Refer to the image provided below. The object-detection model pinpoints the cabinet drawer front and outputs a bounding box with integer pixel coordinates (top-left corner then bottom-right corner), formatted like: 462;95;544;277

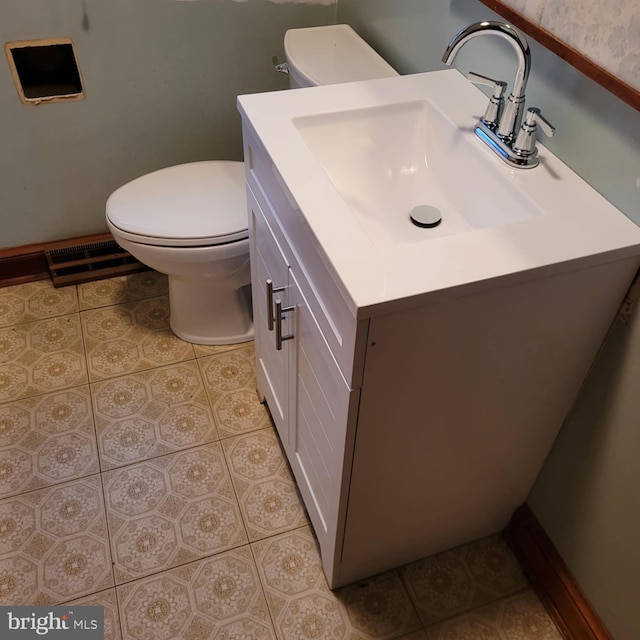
244;127;367;388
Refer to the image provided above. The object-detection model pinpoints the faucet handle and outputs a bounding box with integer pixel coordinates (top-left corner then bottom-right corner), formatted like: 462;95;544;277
513;107;555;154
467;71;507;94
467;71;507;130
512;107;555;166
526;107;555;138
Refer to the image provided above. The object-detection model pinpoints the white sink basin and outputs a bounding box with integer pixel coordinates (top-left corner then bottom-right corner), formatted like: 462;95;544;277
294;99;540;246
238;70;640;314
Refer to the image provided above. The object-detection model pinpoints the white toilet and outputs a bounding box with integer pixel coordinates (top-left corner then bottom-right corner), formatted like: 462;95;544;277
284;24;398;88
106;24;397;345
106;161;252;345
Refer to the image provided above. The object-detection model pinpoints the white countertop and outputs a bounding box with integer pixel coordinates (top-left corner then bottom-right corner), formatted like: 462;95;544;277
238;70;640;318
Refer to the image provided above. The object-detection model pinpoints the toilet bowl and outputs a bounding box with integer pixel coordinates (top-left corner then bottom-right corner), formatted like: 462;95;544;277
107;25;397;346
106;161;253;345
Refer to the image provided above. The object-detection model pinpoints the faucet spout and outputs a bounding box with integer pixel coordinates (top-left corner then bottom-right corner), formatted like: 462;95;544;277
442;21;530;142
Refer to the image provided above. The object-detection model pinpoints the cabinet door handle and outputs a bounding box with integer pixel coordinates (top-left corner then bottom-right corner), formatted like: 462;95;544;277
266;279;285;331
274;299;294;350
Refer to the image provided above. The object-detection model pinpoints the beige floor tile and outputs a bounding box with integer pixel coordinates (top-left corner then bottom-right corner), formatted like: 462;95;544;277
116;545;276;639
0;475;114;605
91;361;219;470
199;345;272;438
0;280;78;327
223;429;309;541
398;631;428;639
81;296;195;382
193;341;253;358
198;343;256;391
103;443;247;584
0;315;88;403
335;573;422;639
423;589;562;640
64;588;122;640
400;534;529;627
252;526;422;639
77;272;168;310
0;386;98;498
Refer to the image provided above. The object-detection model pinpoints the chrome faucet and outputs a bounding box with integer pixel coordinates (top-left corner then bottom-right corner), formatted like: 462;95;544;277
442;21;554;168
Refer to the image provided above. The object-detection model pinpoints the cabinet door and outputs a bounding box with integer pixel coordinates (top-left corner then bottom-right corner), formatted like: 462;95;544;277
247;188;292;447
288;268;359;584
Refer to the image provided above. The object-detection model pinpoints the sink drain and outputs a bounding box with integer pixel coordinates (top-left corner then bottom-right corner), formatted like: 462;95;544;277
410;205;442;228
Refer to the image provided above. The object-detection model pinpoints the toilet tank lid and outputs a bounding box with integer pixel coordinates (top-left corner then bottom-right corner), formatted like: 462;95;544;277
284;24;398;86
106;161;248;245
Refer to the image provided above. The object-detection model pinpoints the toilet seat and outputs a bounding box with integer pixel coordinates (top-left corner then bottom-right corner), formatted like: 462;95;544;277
106;161;248;248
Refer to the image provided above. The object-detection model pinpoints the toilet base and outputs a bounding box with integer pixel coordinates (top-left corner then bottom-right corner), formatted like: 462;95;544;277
168;278;254;345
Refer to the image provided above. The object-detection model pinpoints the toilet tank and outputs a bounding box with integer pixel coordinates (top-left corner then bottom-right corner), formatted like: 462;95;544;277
284;24;398;88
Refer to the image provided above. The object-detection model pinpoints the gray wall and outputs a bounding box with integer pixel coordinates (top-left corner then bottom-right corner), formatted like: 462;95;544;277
527;308;640;640
336;2;640;638
0;0;336;248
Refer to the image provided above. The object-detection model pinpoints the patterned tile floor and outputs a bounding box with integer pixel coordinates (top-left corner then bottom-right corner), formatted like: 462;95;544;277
0;272;564;639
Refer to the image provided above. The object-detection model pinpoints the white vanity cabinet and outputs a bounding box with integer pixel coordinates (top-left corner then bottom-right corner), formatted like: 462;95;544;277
242;121;640;589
